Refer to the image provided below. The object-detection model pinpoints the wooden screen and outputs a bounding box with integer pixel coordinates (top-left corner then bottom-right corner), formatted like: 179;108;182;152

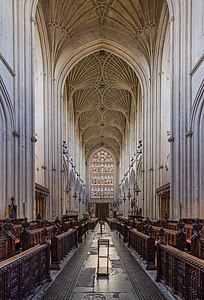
96;203;109;221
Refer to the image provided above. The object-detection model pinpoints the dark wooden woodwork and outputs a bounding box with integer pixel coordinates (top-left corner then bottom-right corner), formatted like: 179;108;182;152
191;218;203;258
106;218;118;230
0;224;8;261
116;221;128;242
96;203;109;221
87;218;98;231
62;215;78;223
155;183;170;220
176;221;187;251
0;242;51;300
128;225;156;269
20;219;53;251
3;219;15;258
51;228;77;270
62;221;71;232
35;183;49;220
156;243;204;300
152;225;177;246
78;221;88;243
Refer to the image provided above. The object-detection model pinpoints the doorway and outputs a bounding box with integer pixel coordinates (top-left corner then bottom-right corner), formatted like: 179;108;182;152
160;195;170;220
96;203;109;221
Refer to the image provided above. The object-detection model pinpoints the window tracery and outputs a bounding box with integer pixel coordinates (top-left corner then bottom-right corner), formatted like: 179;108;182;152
91;150;114;199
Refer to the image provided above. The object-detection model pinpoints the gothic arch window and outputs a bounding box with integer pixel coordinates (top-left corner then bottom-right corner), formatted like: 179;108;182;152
91;150;114;199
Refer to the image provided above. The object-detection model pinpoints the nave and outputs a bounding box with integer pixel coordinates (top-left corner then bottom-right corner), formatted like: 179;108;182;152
0;1;203;299
36;223;171;300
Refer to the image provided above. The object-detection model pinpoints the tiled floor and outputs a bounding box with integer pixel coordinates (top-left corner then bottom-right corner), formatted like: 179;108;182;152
71;224;174;300
34;223;175;300
72;226;136;300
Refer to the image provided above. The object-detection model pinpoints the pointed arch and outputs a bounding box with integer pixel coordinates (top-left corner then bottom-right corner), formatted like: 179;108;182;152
0;77;15;218
190;80;204;216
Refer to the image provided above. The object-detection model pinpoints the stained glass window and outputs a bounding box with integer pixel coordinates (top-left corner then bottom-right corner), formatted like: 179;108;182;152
91;150;114;198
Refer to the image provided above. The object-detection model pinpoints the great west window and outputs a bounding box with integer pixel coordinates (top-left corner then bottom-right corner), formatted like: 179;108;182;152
91;150;114;199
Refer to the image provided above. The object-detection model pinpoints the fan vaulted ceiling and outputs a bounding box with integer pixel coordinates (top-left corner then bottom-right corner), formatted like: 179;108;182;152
39;0;166;62
66;50;138;156
39;0;167;156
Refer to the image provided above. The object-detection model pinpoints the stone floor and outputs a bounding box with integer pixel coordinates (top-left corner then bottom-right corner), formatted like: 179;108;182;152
72;228;136;300
33;223;175;300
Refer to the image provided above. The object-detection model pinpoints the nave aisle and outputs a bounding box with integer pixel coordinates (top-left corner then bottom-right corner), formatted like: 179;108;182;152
37;224;173;300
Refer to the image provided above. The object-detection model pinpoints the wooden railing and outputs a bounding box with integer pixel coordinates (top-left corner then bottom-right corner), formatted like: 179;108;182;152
0;243;50;299
0;221;16;260
156;242;204;299
165;222;193;239
51;228;77;269
87;218;98;231
117;221;128;242
106;218;118;230
128;226;156;269
20;225;53;251
78;221;88;242
152;225;177;246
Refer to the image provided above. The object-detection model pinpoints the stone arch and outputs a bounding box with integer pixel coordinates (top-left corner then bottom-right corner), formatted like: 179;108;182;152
189;80;204;216
57;40;148;105
0;77;15;218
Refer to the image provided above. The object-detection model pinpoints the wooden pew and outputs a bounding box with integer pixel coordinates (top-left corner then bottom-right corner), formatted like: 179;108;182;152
128;225;156;269
77;221;88;242
117;221;128;242
0;242;51;299
20;218;53;251
0;224;8;261
0;220;16;260
87;218;98;231
51;227;78;270
165;221;193;240
0;218;24;225
106;218;118;230
156;242;204;299
152;225;177;246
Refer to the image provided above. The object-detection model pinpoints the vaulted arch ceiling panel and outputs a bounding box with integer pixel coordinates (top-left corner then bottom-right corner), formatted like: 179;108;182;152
65;50;138;155
103;110;126;133
103;54;138;89
82;125;102;142
79;111;101;130
73;88;101;113
103;88;131;113
39;0;97;58
85;136;120;154
103;125;122;142
39;0;166;64
66;53;101;90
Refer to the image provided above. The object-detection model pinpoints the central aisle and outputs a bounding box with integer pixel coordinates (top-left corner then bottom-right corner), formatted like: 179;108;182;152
42;223;171;300
72;223;136;300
